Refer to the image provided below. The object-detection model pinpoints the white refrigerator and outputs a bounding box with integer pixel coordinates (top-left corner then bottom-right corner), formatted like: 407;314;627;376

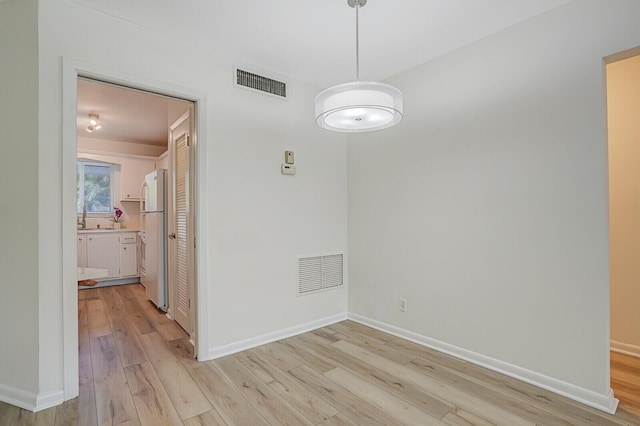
139;169;168;311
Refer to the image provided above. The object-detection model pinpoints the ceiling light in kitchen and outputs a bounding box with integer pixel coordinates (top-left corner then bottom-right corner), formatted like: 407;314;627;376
87;113;102;132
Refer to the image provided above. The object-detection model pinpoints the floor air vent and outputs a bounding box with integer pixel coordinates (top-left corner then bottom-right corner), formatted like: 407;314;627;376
298;254;343;295
235;67;287;98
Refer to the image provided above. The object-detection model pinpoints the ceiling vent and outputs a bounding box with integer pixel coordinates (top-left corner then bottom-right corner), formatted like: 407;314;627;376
297;253;344;295
235;67;287;99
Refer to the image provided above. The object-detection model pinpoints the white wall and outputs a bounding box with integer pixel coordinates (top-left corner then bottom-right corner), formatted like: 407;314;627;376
0;0;40;404
608;55;640;355
348;0;640;406
28;0;348;406
78;136;166;157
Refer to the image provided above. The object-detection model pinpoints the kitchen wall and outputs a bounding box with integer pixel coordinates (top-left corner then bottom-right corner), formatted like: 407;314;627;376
30;0;348;407
348;0;640;409
0;0;40;404
78;137;166;157
608;54;640;356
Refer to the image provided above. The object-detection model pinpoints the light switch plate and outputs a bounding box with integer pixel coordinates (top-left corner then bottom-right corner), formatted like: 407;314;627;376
285;150;294;164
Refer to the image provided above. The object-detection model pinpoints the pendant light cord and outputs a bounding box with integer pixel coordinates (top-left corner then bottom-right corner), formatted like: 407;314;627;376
355;0;360;80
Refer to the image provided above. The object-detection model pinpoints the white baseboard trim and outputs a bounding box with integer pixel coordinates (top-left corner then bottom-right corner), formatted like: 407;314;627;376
0;384;64;412
35;390;65;411
611;340;640;358
209;312;348;360
349;313;619;415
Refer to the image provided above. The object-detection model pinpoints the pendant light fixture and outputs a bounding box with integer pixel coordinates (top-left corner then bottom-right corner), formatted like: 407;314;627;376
315;0;403;133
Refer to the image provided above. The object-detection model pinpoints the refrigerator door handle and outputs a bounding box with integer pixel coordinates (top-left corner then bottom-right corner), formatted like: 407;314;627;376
140;180;148;212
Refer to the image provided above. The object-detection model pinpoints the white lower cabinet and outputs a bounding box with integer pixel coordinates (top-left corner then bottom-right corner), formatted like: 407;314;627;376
79;231;139;280
119;234;138;277
87;233;120;278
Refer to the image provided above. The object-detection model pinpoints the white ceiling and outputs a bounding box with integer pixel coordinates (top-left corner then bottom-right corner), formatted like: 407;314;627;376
77;79;188;146
75;0;572;145
73;0;571;87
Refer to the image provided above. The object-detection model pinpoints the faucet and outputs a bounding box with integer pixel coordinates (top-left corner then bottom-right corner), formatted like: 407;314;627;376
80;204;87;229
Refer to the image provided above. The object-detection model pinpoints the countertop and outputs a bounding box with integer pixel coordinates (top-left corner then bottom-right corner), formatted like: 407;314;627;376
77;228;139;233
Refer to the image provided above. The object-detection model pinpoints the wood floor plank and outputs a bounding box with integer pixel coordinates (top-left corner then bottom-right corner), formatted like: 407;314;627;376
0;401;21;425
183;409;228;426
289;332;455;419
86;299;111;338
253;340;304;372
395;337;624;425
32;406;57;425
331;339;535;426
407;355;605;426
441;407;495;426
189;362;268;426
78;301;94;416
156;321;189;342
167;337;199;371
214;355;314;425
54;380;98;426
325;366;447;425
128;283;150;302
326;323;416;365
118;286;157;335
90;334;138;426
139;332;212;420
276;338;337;374
311;327;342;343
612;352;640;370
98;286;126;321
288;365;405;426
611;368;640;389
118;418;142;426
78;288;100;300
236;350;340;423
124;362;183;426
338;320;397;344
124;285;169;329
110;315;149;367
319;413;356;426
78;300;88;327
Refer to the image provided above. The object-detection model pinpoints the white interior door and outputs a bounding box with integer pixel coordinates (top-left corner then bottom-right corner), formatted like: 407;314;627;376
168;110;193;336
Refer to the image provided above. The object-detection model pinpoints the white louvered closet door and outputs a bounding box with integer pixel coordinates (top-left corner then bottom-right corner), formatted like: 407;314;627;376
173;130;191;333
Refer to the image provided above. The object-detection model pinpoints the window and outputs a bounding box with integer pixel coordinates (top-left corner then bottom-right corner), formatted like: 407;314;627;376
77;161;115;214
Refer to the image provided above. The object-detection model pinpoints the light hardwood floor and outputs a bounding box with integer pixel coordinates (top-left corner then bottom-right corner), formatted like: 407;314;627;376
1;283;639;425
611;351;640;419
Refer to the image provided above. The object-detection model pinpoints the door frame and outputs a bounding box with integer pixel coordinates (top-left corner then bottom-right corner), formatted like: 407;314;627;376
61;58;209;400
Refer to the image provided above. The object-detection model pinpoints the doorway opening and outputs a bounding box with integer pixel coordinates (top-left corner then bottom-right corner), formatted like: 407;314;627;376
76;77;196;337
62;59;209;400
606;48;640;416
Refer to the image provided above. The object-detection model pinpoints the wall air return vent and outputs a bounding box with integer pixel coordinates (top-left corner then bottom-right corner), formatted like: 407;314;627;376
235;67;287;99
297;253;344;295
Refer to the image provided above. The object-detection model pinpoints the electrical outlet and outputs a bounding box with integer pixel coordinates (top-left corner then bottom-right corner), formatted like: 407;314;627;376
399;298;407;312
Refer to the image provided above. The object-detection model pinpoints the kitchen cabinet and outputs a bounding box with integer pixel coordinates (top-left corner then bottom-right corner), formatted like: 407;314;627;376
86;233;119;278
119;233;138;277
78;230;139;281
120;157;155;201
